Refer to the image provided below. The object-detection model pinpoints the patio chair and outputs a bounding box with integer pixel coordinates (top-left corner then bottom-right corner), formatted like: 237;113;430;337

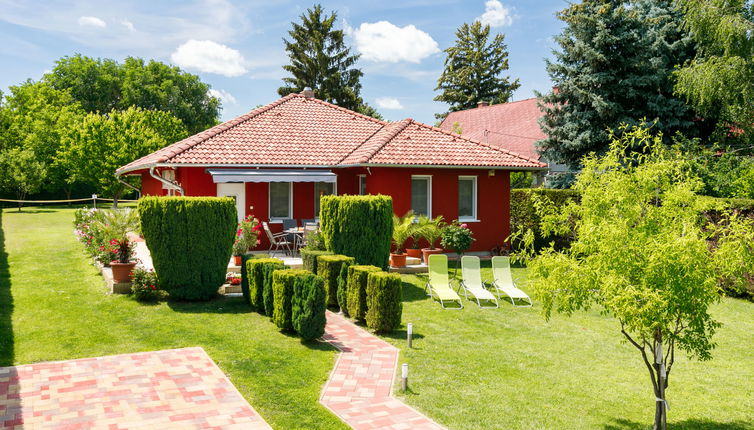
491;256;532;307
299;223;318;248
282;218;298;243
460;256;498;308
302;218;315;227
425;254;463;310
263;222;292;256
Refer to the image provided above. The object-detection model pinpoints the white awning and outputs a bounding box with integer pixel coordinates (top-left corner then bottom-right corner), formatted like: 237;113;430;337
207;169;337;183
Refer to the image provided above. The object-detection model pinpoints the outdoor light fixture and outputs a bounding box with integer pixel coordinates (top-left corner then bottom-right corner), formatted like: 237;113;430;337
407;323;413;348
401;363;408;391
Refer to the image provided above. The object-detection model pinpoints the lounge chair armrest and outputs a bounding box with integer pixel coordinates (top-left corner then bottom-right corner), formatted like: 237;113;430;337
271;232;288;238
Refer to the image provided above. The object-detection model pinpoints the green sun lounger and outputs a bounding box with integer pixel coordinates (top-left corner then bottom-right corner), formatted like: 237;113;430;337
491;256;532;307
460;256;499;308
426;254;463;309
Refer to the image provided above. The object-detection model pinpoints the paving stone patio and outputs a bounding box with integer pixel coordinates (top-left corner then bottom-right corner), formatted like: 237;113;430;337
0;347;270;429
321;311;445;430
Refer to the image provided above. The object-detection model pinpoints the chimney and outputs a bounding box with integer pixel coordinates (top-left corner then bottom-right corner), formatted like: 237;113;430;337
477;101;489;108
301;87;315;98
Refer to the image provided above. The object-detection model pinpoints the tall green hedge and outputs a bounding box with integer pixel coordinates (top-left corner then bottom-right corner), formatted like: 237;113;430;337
292;272;327;340
317;254;354;308
346;265;382;321
272;269;309;331
366;272;403;333
301;249;333;273
240;253;271;304
510;189;580;251
247;258;286;313
319;195;393;270
138;196;236;300
336;264;349;316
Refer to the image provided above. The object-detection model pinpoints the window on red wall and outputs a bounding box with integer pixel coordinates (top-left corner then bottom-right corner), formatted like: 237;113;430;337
458;176;478;221
358;175;367;195
269;182;292;220
411;175;431;217
314;182;335;218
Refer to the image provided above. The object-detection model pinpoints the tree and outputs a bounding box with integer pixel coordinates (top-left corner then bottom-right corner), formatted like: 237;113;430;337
524;125;754;430
0;147;46;211
45;54;220;133
434;21;520;119
63;107;188;204
537;0;698;168
278;4;377;117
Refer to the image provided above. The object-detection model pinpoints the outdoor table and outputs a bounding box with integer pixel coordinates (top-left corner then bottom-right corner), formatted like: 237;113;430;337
285;227;306;253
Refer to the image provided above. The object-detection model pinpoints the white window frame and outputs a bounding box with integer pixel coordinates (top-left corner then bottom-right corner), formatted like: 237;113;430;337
458;175;478;222
358;174;367;195
411;175;432;218
314;181;337;220
268;182;293;221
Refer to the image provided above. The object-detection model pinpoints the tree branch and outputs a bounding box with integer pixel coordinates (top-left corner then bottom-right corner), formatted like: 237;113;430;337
621;321;658;394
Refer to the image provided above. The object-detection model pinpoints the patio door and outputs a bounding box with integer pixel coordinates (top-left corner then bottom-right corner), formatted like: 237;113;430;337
217;183;246;221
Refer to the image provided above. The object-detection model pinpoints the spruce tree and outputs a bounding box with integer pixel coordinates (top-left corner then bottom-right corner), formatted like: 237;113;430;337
537;0;697;167
434;21;520;119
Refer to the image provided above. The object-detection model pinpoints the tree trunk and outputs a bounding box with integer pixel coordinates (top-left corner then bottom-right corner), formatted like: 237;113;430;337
64;187;72;206
653;332;667;430
112;188;122;209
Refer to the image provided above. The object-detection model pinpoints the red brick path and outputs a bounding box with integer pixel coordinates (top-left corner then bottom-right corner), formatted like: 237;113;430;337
320;311;444;430
0;347;270;429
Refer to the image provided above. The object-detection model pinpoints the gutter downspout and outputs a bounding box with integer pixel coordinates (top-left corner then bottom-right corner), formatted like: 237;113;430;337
118;177;142;199
149;166;185;196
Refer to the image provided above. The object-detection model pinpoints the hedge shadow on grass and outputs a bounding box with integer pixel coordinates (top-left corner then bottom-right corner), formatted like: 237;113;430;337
0;210;13;366
400;277;431;303
604;418;754;430
166;296;254;315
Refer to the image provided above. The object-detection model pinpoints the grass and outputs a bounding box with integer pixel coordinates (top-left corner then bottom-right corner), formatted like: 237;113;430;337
384;262;754;429
0;208;348;430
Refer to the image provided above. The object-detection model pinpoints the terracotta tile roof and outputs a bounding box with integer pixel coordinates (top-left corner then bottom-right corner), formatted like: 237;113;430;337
439;98;546;161
117;94;545;175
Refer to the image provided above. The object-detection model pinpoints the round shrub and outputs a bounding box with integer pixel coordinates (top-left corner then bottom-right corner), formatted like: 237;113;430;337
366;272;403;333
317;254;354;308
246;258;286;313
130;267;162;302
272;269;309;331
301;249;333;273
292;273;327;341
346;265;382;321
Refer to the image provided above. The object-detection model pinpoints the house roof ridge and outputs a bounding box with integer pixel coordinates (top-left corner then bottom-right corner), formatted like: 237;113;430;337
482;128;543;141
298;95;389;126
346;119;414;164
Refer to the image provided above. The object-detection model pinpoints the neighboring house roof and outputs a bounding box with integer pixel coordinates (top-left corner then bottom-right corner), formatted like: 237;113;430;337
117;94;546;175
439;98;546;161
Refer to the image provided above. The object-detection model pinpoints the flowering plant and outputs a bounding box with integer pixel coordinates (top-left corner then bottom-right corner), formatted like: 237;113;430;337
441;221;475;255
130;267;161;302
74;207;136;266
226;272;242;285
233;215;261;255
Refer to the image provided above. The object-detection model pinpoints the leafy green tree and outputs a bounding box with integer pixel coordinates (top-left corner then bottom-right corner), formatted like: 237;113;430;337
63;107;188;204
537;0;697;167
0;147;46;211
435;21;520;119
525;126;754;430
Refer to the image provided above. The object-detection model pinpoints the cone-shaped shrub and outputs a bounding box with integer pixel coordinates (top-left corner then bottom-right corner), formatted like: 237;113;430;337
336;264;349;316
292;273;326;340
366;272;403;333
301;249;333;273
317;254;354;307
272;269;309;331
346;265;382;321
246;258;286;313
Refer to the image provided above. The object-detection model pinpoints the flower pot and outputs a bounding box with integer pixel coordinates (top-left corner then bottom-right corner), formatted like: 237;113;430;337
389;253;407;268
110;261;137;283
233;255;242;266
421;248;444;264
406;248;422;259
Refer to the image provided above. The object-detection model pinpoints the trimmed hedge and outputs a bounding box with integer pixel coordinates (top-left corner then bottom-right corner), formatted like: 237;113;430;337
292;272;327;340
320;195;393;270
246;258;286;313
317;254;355;308
346;265;382;321
336;264;349;316
240;253;271;303
272;269;309;331
138;196;236;300
366;272;403;333
510;189;580;251
301;249;333;273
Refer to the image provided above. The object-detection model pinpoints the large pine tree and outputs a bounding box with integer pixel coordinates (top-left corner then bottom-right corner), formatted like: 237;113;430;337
434;21;520;119
537;0;698;167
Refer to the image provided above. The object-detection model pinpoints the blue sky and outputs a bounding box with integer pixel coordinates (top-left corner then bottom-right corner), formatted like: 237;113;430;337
0;0;565;125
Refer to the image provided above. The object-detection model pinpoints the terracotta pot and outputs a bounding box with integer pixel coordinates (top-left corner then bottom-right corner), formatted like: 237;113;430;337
233;255;242;266
389;253;407;268
406;248;422;259
110;261;137;283
421;248;444;264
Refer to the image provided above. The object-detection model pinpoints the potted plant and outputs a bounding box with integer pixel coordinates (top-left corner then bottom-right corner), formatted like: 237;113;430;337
406;235;422;259
417;215;446;264
390;211;415;268
440;221;475;277
232;215;261;265
93;208;140;283
231;238;246;266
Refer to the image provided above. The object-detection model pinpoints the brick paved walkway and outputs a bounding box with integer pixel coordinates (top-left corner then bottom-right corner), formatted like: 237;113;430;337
0;347;270;429
320;311;444;430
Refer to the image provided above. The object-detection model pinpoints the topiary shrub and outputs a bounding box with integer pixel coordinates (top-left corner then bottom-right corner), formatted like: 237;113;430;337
292;272;327;340
336;264;349;316
317;254;354;308
240;253;271;304
246;258;286;313
346;265;382;321
366;272;403;333
301;249;333;273
320;195;393;270
138;196;236;300
272;269;309;331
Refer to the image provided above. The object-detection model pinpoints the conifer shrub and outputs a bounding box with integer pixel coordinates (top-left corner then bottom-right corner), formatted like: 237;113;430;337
346;265;382;321
336;264;349;316
272;269;309;331
366;272;403;333
240;253;270;304
301;249;333;273
246;258;286;313
317;254;354;307
292;273;327;340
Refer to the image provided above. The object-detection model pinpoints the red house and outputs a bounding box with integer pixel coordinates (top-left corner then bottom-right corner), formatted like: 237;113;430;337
116;92;546;252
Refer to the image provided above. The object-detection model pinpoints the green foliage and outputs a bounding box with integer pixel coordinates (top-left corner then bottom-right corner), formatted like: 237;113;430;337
510;171;534;189
292;272;327;340
272;269;309;331
509;189;580;251
130;267;162;302
415;215;446;250
137;197;237;301
673;139;754;198
346;265;382;321
0;147;46;209
319;195;393;269
246;258;287;313
391;211;416;254
440;221;474;254
300;249;333;273
365;271;402;333
316;254;354;308
434;21;520;119
240;253;272;303
302;230;326;251
90;208;140;263
336;263;349;316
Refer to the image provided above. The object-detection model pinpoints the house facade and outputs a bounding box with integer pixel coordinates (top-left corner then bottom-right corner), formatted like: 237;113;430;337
117;92;546;252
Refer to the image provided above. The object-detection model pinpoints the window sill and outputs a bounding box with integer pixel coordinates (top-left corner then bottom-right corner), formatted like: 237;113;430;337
458;218;480;223
268;219;285;224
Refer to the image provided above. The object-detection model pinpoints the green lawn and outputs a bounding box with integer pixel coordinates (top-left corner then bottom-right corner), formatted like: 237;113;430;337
2;207;753;430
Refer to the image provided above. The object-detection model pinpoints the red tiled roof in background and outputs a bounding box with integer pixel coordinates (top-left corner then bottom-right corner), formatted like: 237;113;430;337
117;94;545;175
439;98;546;161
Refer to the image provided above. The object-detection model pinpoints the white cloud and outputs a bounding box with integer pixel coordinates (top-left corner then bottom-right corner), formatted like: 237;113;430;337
477;0;513;27
348;21;439;63
77;16;106;28
208;88;237;105
121;19;135;32
171;40;247;77
375;97;404;110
